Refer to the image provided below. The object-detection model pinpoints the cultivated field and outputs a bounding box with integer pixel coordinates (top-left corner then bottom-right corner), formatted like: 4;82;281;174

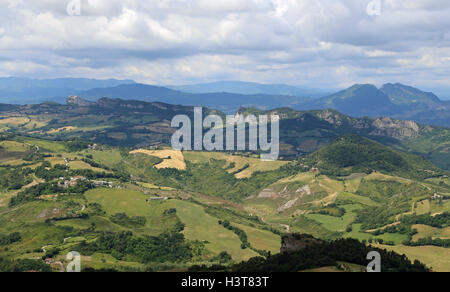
374;244;450;272
184;151;287;178
412;224;450;241
130;149;186;170
172;200;259;262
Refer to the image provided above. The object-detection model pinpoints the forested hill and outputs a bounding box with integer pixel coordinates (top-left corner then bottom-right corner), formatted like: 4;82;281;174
0;97;449;170
304;135;446;180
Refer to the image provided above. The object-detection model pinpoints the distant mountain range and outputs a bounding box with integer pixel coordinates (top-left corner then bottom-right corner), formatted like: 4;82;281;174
296;83;450;126
79;84;308;112
0;77;135;104
0;78;449;127
167;81;331;97
79;82;450;126
1;95;449;170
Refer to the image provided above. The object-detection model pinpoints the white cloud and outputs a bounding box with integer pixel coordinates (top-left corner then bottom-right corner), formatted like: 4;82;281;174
0;0;449;93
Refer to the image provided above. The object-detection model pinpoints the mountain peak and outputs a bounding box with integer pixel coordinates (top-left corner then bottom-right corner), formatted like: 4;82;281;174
380;83;441;105
318;84;394;117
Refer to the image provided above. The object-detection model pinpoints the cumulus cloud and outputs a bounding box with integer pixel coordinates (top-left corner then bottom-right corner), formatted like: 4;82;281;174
0;0;449;95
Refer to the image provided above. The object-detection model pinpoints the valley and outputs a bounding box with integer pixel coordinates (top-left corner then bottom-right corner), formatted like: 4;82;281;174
0;122;449;271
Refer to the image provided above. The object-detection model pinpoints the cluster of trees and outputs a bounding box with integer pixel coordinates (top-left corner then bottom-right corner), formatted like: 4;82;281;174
163;208;177;215
231;237;430;273
74;231;194;264
212;251;233;264
188;251;234;272
0;232;21;246
72;168;129;182
110;213;147;227
219;220;250;250
230;163;250;176
202;202;262;225
371;224;414;236
0;167;32;190
22;152;46;162
82;158;111;171
65;138;89;152
35;162;67;181
0;257;51;273
9;180;93;207
405;237;450;248
401;212;449;228
0;133;15;141
87;203;105;216
218;220;269;257
35;161;129;183
313;204;346;217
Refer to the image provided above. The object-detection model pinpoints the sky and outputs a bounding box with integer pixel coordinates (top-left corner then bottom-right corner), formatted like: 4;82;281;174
0;0;450;97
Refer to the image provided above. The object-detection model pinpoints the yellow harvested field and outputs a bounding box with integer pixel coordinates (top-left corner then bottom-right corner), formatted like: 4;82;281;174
0;117;30;126
184;151;287;178
23;116;50;129
138;182;175;191
130;149;186;170
48;126;78;134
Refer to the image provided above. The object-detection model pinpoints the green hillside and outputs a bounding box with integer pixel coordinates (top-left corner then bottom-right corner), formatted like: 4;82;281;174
0;98;449;170
305;134;445;179
0;106;449;272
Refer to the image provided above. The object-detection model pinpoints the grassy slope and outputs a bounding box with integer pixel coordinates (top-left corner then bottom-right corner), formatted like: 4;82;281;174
374;244;450;272
172;200;259;262
0;133;449;271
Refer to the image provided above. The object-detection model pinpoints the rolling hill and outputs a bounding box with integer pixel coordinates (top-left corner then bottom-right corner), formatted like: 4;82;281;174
0;132;448;272
0;97;449;170
305;134;444;179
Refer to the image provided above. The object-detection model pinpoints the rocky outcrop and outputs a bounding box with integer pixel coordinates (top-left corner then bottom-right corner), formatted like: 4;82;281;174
371;117;420;139
67;96;94;107
277;198;299;213
280;234;322;254
317;110;346;127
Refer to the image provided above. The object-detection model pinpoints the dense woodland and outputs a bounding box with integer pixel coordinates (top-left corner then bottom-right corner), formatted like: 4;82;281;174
190;236;430;273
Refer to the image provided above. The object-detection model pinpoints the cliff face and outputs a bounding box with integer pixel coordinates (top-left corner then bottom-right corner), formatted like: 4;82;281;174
371;117;420;139
316;110;420;140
